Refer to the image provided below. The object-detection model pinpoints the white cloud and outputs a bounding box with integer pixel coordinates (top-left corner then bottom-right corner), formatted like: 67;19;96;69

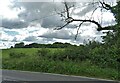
39;29;74;39
0;0;23;19
1;31;14;41
1;1;117;48
23;36;38;41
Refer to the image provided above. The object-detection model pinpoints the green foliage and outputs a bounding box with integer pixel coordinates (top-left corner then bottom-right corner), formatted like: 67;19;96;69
64;48;89;61
36;47;90;62
2;48;120;80
102;1;120;48
37;48;50;57
9;52;27;58
87;43;119;69
14;42;24;48
14;42;77;48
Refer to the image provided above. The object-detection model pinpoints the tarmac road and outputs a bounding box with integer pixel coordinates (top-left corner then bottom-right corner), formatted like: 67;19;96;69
2;70;119;83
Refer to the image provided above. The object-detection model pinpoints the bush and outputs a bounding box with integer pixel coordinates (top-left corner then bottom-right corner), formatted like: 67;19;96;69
64;48;89;61
90;46;119;69
37;48;50;57
3;48;119;80
9;52;26;58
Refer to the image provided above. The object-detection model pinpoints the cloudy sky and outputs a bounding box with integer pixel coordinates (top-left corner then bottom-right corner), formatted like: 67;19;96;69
0;0;117;49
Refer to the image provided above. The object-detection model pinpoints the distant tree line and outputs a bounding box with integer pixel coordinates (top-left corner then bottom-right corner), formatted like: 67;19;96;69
12;42;78;48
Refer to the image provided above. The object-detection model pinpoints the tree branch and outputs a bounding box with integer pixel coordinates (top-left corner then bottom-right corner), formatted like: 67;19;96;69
64;2;70;18
75;22;84;40
54;22;70;30
99;1;112;10
97;26;115;31
90;7;99;19
73;19;102;29
54;1;114;39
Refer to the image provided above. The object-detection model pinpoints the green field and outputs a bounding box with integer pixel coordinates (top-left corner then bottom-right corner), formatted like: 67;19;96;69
2;48;119;81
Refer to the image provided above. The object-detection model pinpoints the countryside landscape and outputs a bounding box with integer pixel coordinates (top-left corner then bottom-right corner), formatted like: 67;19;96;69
2;41;120;81
1;0;120;82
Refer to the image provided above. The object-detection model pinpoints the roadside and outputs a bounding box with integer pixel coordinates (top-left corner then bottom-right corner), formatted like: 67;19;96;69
2;70;119;82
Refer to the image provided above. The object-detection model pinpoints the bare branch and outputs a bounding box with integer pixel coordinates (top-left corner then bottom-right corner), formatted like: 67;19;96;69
97;25;115;31
75;22;84;40
99;1;112;10
54;22;70;30
90;7;99;20
59;2;102;30
73;19;102;29
64;2;70;18
57;12;66;18
54;1;114;39
54;8;66;20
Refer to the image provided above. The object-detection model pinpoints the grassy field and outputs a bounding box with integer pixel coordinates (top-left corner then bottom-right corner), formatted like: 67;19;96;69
2;48;119;81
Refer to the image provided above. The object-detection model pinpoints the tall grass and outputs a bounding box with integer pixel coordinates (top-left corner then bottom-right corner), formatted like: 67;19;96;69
2;48;120;80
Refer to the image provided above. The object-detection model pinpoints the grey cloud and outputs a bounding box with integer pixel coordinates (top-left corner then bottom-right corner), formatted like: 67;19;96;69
13;2;77;28
23;36;38;41
24;36;55;44
74;3;98;16
15;2;64;21
12;37;18;42
15;2;59;12
12;2;64;28
39;29;74;39
1;39;9;42
2;1;106;46
1;18;28;29
18;10;42;22
38;28;102;43
41;15;76;28
10;2;98;29
41;15;63;28
39;38;55;44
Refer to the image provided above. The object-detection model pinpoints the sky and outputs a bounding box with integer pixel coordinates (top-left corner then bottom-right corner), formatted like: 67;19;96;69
0;0;117;49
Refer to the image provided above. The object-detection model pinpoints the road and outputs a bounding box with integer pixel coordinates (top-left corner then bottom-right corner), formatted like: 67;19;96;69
2;70;119;83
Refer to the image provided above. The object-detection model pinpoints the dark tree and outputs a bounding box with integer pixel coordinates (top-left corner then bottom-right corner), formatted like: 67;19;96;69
14;42;24;48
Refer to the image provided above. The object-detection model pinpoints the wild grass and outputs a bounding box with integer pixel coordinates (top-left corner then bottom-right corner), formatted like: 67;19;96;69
2;48;120;81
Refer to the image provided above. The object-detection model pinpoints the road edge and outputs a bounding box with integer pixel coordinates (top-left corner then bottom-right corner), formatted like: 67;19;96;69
2;69;119;82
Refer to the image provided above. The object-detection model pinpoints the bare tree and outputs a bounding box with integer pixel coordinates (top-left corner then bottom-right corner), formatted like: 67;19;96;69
54;1;114;39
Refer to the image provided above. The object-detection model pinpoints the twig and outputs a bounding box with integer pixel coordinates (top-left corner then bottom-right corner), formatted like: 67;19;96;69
75;22;84;40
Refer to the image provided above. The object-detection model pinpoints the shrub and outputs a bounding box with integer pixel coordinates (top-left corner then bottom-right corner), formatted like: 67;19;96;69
64;48;89;61
37;48;50;57
9;52;26;58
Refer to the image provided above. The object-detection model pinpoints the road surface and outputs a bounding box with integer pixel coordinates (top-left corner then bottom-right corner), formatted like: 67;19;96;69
2;70;119;83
